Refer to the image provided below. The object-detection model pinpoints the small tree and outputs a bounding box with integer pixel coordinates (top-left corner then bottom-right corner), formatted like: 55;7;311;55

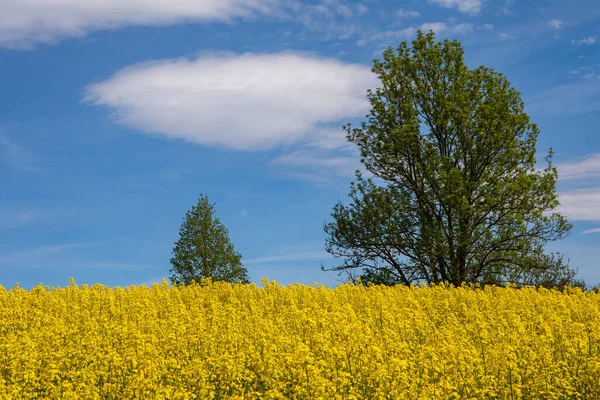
324;31;576;288
170;194;249;285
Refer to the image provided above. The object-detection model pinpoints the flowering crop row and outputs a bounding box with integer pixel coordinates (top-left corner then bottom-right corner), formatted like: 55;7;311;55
1;279;599;399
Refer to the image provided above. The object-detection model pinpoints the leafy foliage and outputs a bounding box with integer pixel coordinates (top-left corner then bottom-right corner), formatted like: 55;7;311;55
324;31;575;287
170;194;249;285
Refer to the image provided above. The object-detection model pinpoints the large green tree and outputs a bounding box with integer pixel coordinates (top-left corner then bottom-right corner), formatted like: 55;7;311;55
170;194;249;285
324;31;576;288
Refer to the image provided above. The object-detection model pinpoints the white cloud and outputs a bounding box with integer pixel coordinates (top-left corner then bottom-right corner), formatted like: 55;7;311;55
357;22;473;47
293;0;369;40
85;52;377;151
419;22;475;36
356;3;369;15
497;0;513;15
428;0;483;14
244;251;329;264
272;149;360;178
572;36;597;46
272;123;365;183
306;128;353;150
548;20;563;29
452;23;475;35
556;189;600;221
499;32;515;40
355;4;369;16
420;22;450;34
0;0;287;48
556;153;600;181
529;78;600;116
0;0;375;48
336;4;353;18
582;228;600;235
357;28;414;46
396;9;421;18
271;126;362;183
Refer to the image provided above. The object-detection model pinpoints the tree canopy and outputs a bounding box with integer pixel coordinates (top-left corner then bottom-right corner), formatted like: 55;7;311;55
324;31;576;288
170;194;249;285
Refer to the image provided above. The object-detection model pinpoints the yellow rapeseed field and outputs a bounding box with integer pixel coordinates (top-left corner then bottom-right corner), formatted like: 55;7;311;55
1;279;599;399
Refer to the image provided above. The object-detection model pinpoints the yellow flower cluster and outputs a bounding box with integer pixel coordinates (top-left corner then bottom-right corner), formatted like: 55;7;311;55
1;279;599;399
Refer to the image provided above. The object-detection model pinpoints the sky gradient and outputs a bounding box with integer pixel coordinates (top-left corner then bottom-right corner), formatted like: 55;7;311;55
1;0;599;289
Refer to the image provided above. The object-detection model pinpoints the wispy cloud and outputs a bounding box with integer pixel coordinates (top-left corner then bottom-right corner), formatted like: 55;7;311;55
294;1;369;39
556;153;600;181
0;135;37;172
498;32;515;40
582;228;600;235
556;189;600;222
0;211;39;228
271;126;363;183
272;150;358;174
244;251;329;265
0;0;288;49
497;0;514;16
528;77;600;116
0;0;373;48
306;128;353;151
548;20;563;29
396;9;421;18
428;0;483;14
0;238;131;264
572;36;597;46
357;22;475;47
85;52;377;151
0;208;82;229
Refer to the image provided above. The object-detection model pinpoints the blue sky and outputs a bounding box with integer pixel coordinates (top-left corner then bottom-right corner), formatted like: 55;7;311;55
1;0;599;290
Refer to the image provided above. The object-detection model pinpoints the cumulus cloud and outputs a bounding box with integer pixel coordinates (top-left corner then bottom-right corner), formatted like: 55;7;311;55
0;0;288;48
85;52;377;151
428;0;483;14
